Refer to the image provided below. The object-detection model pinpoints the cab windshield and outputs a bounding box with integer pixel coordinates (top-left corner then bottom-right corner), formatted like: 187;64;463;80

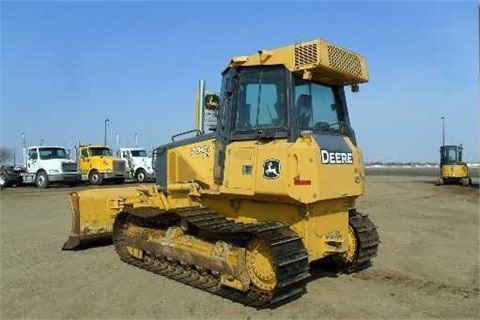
89;147;113;156
294;77;344;133
38;147;69;160
131;150;147;157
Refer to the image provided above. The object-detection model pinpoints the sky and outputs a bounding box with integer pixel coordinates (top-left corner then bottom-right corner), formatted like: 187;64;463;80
1;1;478;164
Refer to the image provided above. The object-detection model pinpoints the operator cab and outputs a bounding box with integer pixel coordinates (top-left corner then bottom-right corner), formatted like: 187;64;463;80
218;65;356;144
440;145;464;165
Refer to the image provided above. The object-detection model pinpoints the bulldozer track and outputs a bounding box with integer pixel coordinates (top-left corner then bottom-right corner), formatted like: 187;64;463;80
345;212;379;273
314;211;379;274
112;207;311;308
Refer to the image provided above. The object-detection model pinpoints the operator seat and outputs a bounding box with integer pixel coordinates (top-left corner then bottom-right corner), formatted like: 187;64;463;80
297;94;312;128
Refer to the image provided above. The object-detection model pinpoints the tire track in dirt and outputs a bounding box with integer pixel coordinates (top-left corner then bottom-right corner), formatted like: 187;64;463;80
353;268;479;300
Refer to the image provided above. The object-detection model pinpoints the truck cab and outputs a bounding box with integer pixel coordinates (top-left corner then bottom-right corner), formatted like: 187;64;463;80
22;146;81;188
117;147;154;182
77;145;127;185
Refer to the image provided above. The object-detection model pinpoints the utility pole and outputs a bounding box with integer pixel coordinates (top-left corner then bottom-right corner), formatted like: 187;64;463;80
116;132;120;156
104;118;110;146
21;133;27;168
135;132;139;147
441;116;445;147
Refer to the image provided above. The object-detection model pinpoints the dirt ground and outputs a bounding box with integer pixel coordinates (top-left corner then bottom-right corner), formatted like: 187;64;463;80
1;173;479;319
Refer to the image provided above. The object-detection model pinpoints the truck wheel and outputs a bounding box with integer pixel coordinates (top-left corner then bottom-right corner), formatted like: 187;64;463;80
135;169;147;183
35;171;49;189
461;178;470;187
89;171;103;186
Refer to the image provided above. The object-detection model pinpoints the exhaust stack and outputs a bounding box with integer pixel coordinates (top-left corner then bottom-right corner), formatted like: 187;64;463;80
195;79;206;133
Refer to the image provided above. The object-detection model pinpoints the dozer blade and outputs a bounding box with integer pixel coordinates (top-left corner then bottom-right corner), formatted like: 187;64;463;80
62;186;162;250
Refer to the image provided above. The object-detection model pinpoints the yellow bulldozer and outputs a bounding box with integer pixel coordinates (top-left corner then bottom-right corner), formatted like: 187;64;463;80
62;38;379;307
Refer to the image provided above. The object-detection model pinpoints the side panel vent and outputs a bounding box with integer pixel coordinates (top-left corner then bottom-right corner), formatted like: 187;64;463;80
294;43;318;69
327;45;362;77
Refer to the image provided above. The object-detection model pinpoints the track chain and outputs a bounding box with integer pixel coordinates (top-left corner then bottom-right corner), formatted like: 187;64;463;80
112;207;311;307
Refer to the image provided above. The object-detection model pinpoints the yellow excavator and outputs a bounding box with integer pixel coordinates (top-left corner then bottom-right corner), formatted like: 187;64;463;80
435;117;471;187
436;144;471;186
63;38;379;307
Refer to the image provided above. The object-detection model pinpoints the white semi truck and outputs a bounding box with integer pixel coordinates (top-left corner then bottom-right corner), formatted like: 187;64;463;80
117;147;154;182
0;145;81;189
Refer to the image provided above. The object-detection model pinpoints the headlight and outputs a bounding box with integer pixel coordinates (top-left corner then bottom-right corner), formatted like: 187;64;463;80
48;169;60;173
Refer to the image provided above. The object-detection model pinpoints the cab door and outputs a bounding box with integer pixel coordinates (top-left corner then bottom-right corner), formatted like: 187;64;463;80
122;150;132;171
79;148;91;173
27;148;39;173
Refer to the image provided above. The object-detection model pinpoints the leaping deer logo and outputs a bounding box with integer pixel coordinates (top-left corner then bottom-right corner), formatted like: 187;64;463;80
263;159;281;179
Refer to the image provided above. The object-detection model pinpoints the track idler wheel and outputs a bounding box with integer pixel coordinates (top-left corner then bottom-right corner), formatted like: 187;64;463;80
327;213;379;273
333;225;358;265
246;238;276;292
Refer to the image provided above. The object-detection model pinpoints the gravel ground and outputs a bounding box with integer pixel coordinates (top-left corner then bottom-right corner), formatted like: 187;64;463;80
1;172;478;319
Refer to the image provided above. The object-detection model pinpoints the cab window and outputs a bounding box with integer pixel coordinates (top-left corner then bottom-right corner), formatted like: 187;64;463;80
294;78;342;132
28;149;38;160
233;67;288;132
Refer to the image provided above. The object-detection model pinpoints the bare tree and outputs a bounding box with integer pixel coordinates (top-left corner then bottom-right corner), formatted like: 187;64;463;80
0;148;14;166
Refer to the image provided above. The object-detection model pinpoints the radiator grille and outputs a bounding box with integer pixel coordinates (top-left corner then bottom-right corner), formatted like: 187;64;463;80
294;43;318;69
113;160;126;172
62;162;78;172
327;45;362;77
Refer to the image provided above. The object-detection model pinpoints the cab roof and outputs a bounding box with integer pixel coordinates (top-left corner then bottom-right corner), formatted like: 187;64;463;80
225;38;369;86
